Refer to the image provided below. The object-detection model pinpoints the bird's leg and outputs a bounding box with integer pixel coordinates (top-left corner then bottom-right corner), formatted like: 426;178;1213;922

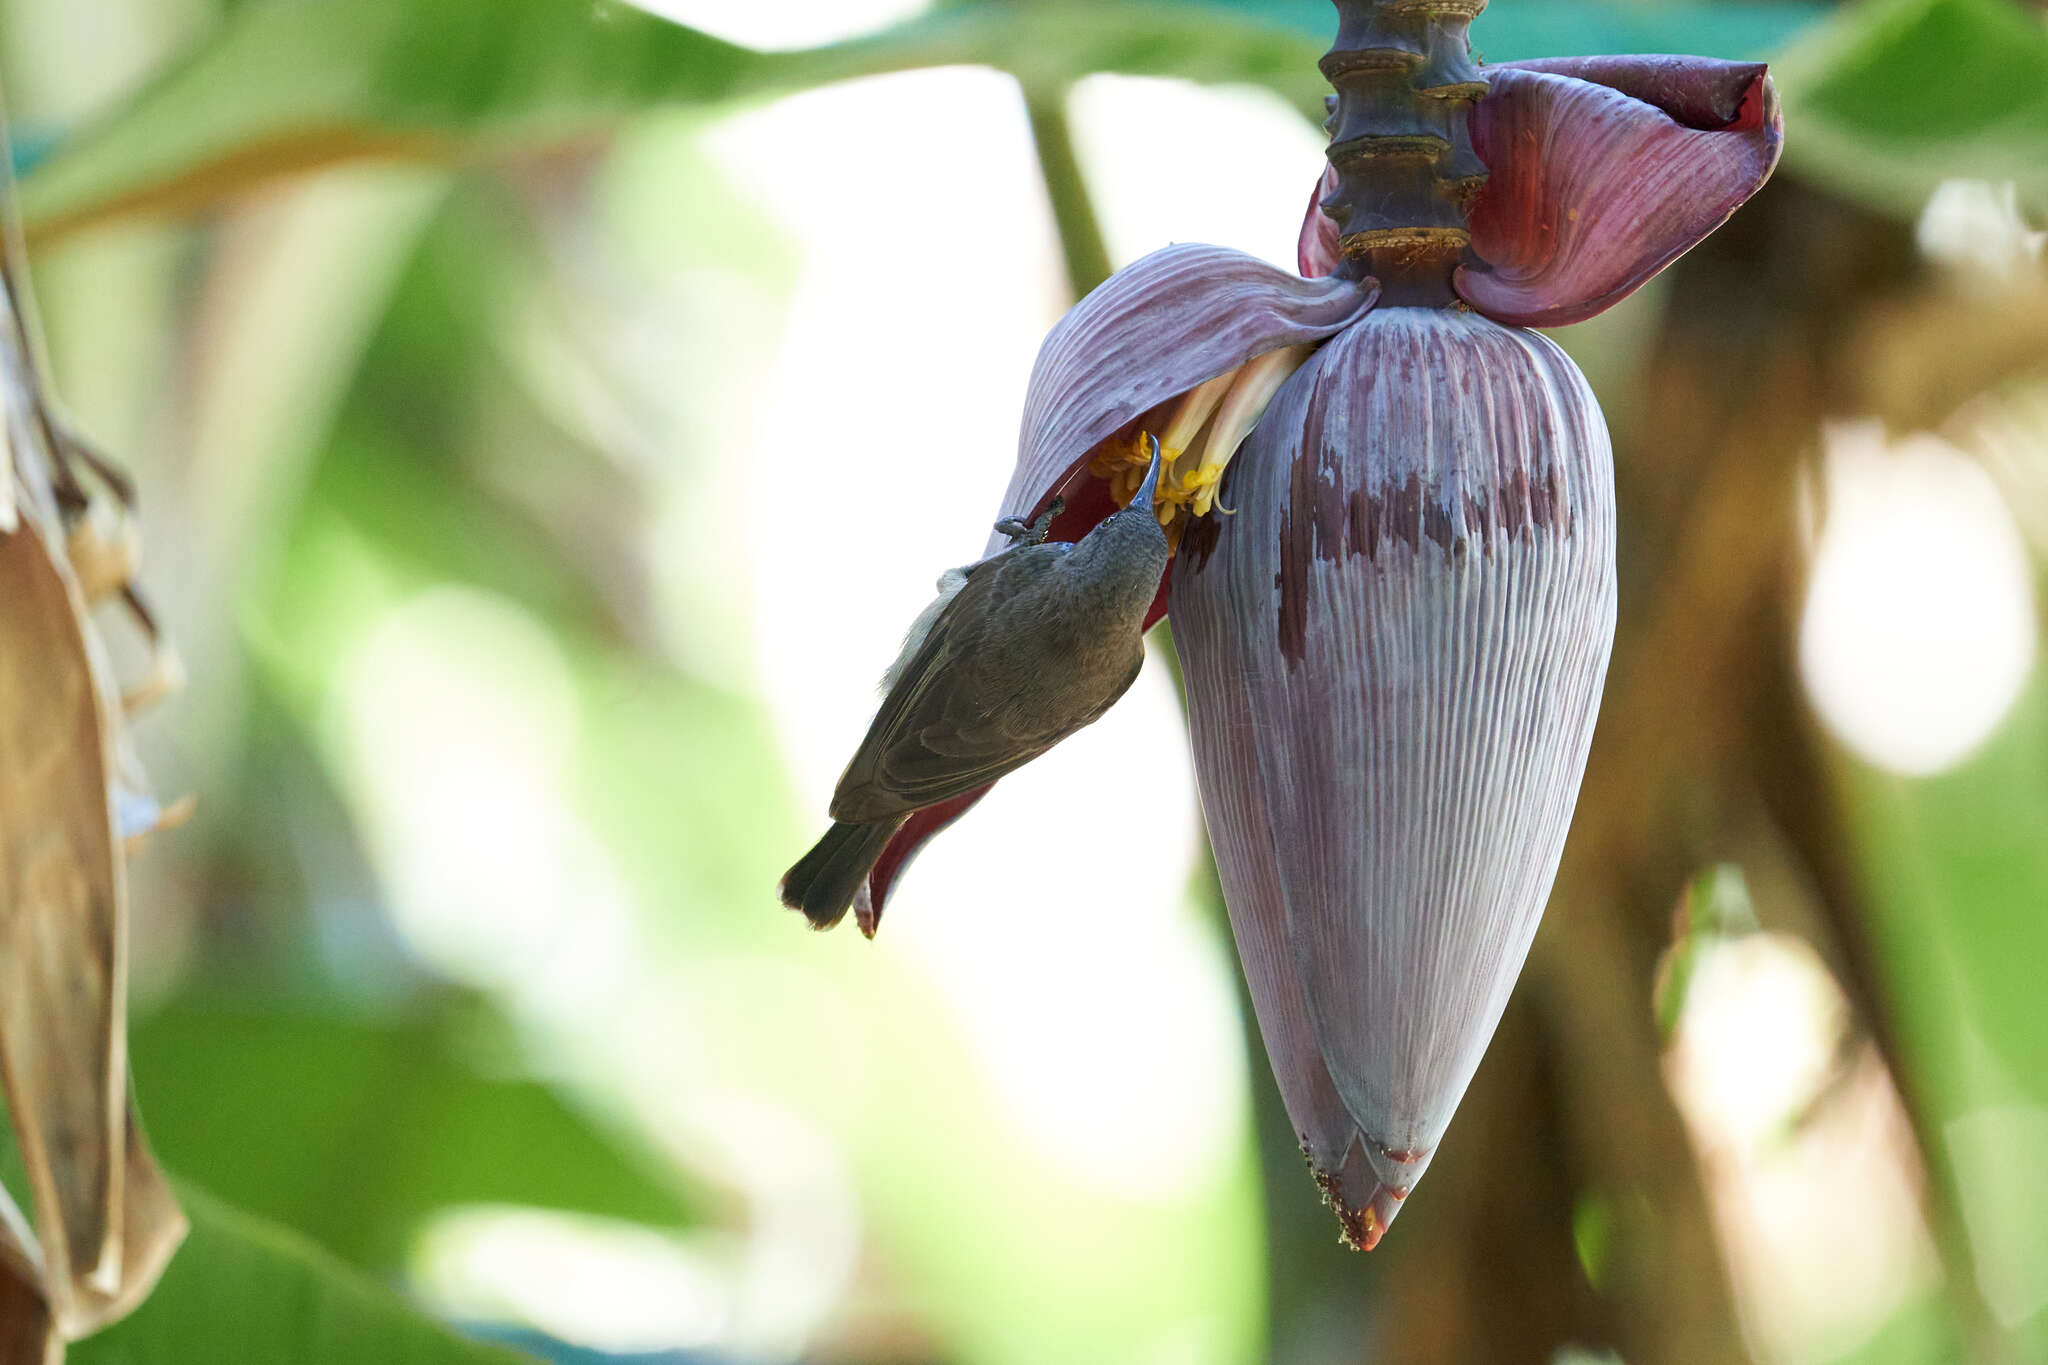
994;497;1064;547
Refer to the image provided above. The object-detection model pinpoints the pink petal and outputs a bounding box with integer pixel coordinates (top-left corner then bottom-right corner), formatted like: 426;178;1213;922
1298;165;1341;279
1493;55;1772;132
1171;307;1616;1245
854;790;982;939
855;246;1377;935
1455;60;1782;327
984;242;1378;556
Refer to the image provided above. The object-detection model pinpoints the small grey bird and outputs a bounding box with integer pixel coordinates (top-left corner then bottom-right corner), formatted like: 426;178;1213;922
780;437;1170;930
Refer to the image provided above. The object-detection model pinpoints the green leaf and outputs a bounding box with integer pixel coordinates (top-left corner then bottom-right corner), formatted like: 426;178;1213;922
1841;662;2048;1114
128;1002;700;1274
19;0;1842;244
14;0;758;241
17;0;1312;242
1650;862;1760;1041
70;1184;534;1364
1774;0;2048;219
1833;661;2048;1350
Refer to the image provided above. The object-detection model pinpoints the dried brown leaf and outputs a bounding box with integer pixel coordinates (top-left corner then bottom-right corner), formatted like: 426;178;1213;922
0;1264;58;1365
0;515;127;1326
69;1105;185;1330
0;87;185;1344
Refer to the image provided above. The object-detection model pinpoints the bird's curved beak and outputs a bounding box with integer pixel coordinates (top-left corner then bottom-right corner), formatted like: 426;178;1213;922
1132;434;1164;517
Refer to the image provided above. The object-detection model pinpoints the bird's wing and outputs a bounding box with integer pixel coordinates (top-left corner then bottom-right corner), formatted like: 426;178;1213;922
830;548;1085;822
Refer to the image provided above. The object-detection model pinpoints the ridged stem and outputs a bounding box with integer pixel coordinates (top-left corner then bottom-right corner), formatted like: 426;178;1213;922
1320;0;1489;306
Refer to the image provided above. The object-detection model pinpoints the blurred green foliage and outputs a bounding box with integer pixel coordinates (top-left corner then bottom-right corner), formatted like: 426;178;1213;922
129;1001;699;1272
71;1186;533;1364
1837;665;2048;1363
1777;0;2048;216
21;0;2047;253
1651;863;1760;1041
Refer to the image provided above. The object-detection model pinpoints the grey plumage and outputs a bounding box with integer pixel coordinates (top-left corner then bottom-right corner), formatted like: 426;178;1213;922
781;441;1171;930
881;565;970;693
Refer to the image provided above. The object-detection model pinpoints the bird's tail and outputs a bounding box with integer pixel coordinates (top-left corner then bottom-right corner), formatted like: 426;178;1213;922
779;819;902;930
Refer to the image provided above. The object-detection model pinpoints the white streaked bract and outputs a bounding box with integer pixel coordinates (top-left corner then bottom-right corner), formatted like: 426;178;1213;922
1173;306;1616;1238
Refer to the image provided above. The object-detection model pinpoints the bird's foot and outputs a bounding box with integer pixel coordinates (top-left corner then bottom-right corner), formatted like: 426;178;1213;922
994;498;1064;547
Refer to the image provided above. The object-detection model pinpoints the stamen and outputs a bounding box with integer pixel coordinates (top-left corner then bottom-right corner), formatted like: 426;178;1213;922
1190;344;1312;511
1091;429;1187;513
1161;370;1237;452
1179;464;1229;518
1081;346;1313;549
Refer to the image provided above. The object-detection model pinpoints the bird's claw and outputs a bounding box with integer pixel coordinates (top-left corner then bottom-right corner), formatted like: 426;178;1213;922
995;497;1065;547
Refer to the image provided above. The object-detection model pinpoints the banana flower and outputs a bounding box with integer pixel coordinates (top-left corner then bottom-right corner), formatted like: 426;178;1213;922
842;17;1781;1249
